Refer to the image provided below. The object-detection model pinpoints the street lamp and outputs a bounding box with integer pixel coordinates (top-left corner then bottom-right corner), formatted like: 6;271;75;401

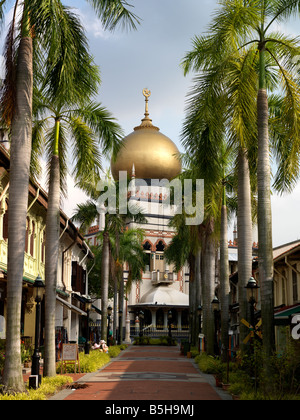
168;310;172;338
245;277;260;331
84;296;92;355
107;305;112;345
211;296;220;356
118;309;123;345
31;275;45;388
197;305;203;353
139;310;144;337
245;276;260;393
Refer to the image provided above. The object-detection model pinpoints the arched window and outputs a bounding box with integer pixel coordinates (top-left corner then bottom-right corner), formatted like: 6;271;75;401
143;241;152;251
156;240;165;252
3;200;8;241
30;221;35;257
25;217;30;254
41;231;46;263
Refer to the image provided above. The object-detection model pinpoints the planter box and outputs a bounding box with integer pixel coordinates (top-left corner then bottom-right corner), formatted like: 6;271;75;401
222;383;230;391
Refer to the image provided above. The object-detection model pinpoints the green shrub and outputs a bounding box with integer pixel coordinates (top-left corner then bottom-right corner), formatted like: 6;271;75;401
133;336;151;345
57;350;110;374
196;353;223;374
133;336;177;346
108;346;121;358
0;375;73;400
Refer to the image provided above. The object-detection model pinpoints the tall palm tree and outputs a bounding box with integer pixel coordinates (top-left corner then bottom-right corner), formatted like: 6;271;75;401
0;0;139;391
33;92;123;376
181;0;300;360
72;177;147;344
164;209;201;347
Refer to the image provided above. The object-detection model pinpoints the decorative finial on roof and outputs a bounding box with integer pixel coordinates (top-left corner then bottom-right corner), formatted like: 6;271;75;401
143;88;151;119
134;88;159;131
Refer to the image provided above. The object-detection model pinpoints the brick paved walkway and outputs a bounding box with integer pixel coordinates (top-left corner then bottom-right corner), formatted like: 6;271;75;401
50;345;231;401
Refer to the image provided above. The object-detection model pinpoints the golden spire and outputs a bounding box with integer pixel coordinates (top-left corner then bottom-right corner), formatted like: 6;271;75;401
134;88;159;131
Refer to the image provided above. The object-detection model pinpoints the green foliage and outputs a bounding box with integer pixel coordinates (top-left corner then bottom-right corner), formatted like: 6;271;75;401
133;336;177;346
195;353;224;376
0;375;73;400
57;350;110;374
195;338;300;400
0;340;5;372
108;345;121;358
21;341;33;364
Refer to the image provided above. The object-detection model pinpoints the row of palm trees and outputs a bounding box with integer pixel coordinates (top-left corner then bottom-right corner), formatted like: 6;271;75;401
168;0;300;376
71;177;147;347
0;0;140;395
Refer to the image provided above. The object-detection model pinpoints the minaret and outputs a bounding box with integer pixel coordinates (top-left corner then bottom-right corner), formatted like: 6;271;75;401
233;221;238;245
130;163;136;198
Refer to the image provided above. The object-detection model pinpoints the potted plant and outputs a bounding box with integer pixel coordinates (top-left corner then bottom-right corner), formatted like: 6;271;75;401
21;342;32;368
213;363;225;388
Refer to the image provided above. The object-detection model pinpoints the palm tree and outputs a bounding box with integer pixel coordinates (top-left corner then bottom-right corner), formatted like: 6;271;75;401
33;91;123;376
72;177;147;344
181;0;300;360
110;228;147;343
0;0;139;390
164;210;201;347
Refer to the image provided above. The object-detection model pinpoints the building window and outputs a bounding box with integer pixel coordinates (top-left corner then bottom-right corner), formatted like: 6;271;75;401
25;217;30;254
41;231;46;263
292;266;298;303
156;241;165;252
282;270;286;305
3;210;8;241
30;221;35;257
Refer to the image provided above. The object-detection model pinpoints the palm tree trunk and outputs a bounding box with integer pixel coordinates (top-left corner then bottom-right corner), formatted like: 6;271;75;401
202;221;216;356
119;274;125;344
44;152;60;377
220;203;230;362
237;148;252;350
101;231;110;341
2;36;33;394
257;86;275;358
188;253;196;346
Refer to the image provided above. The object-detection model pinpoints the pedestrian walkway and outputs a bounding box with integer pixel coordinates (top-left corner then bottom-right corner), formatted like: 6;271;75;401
50;345;231;401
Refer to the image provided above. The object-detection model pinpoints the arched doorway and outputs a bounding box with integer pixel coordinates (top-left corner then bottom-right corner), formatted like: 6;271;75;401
156;308;164;330
143;309;152;327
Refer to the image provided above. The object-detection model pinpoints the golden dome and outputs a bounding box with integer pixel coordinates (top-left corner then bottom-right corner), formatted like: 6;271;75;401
111;89;181;181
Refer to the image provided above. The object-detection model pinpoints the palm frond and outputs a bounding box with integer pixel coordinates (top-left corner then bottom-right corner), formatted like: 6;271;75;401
86;0;140;31
31;1;100;106
71;200;99;232
69;115;102;183
71;102;124;160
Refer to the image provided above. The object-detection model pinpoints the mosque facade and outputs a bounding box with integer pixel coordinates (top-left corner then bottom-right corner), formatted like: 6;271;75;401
86;89;190;339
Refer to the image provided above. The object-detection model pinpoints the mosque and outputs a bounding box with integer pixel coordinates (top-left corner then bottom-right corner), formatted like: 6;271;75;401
86;89;190;339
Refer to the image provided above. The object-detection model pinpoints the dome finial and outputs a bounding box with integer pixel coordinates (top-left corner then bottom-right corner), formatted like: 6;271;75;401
143;88;151;119
135;88;159;131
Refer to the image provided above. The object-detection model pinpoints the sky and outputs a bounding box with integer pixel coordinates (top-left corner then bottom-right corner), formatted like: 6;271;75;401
2;0;300;248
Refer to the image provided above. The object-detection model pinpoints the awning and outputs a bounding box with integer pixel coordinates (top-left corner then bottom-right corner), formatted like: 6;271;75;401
72;292;102;315
56;296;87;316
275;304;300;319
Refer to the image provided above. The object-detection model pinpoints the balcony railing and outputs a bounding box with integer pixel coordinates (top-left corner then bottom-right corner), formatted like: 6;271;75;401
151;270;174;285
